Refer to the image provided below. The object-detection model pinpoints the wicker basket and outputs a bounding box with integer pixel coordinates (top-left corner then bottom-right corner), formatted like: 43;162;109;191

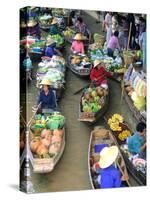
93;34;105;45
123;52;134;65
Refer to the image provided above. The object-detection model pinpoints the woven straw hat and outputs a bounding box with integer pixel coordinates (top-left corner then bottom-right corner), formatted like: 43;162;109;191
46;37;55;46
27;19;37;27
94;59;101;68
73;33;84;40
40;79;52;86
98;146;119;169
51;17;58;25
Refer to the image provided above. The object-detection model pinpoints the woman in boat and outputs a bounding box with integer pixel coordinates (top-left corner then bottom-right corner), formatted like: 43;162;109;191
70;33;85;54
74;17;87;35
44;38;62;58
37;79;57;111
90;60;113;87
127;122;146;159
49;17;60;35
98;146;122;188
107;30;120;57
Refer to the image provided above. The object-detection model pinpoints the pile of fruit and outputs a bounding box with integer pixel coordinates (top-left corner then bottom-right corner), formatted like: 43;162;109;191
30;113;65;158
118;130;131;141
81;86;108;113
39;14;52;26
71;54;90;66
108;114;124;131
63;27;75;40
47;34;64;48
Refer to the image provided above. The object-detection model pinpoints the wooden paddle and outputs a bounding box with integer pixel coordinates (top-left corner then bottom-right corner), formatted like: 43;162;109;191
120;22;132;105
73;73;108;95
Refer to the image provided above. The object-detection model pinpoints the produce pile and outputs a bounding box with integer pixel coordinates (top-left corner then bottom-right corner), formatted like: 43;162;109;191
36;55;66;89
30;112;65;158
38;14;52;26
81;86;108;113
52;8;70;17
88;46;126;74
63;27;76;41
70;54;91;71
108;114;132;142
29;40;46;53
46;34;65;48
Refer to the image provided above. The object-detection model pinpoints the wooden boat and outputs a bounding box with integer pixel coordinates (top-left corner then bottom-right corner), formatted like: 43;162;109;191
68;54;92;78
123;87;146;123
105;118;146;186
29;112;66;173
88;126;131;189
78;86;109;123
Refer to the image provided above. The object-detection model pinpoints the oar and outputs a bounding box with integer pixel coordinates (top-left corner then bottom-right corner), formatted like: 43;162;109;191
120;22;132;105
73;73;107;95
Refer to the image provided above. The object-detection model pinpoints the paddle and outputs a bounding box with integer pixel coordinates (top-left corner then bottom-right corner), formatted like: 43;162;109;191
120;22;132;105
73;73;108;95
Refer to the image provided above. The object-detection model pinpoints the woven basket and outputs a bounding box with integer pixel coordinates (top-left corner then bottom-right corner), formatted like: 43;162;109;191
93;34;105;45
123;53;134;65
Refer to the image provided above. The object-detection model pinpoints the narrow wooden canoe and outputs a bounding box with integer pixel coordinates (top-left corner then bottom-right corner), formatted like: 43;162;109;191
88;126;131;189
78;86;109;123
68;55;92;78
104;119;146;186
123;87;146;123
29;127;65;174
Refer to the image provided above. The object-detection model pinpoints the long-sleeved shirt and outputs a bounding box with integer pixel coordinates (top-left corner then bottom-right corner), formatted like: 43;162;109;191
38;89;56;109
71;41;84;54
44;46;57;57
100;165;121;188
90;66;112;85
107;35;120;51
75;22;87;34
127;132;145;154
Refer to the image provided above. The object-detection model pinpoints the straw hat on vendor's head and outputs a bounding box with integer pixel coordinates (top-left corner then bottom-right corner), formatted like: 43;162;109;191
27;19;37;27
93;59;102;68
98;146;119;169
73;33;85;41
51;17;58;25
46;37;55;46
40;79;52;86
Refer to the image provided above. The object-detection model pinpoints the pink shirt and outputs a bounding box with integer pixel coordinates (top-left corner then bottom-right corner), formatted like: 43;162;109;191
107;36;120;51
71;41;84;54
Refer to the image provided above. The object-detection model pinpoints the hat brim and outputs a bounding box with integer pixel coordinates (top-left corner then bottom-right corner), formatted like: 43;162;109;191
99;146;119;169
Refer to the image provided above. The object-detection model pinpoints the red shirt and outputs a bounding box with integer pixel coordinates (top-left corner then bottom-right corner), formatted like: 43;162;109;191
90;66;112;85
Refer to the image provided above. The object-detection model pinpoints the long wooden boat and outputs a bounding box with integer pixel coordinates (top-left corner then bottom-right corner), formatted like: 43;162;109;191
78;86;109;123
29;111;66;173
68;54;92;78
88;126;131;189
123;87;146;123
105;117;146;186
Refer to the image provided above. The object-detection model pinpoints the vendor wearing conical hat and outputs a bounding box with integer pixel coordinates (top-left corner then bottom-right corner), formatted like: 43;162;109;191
70;33;85;54
98;146;123;188
37;78;57;111
44;37;62;58
90;59;113;87
49;17;60;35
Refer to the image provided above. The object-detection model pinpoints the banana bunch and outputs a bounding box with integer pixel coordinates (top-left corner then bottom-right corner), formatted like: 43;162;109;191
108;114;124;131
114;68;127;73
118;130;131;141
63;28;74;38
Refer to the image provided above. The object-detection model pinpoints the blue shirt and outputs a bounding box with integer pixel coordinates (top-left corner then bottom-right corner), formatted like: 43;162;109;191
100;165;121;188
38;89;56;109
127;132;145;154
45;46;57;58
